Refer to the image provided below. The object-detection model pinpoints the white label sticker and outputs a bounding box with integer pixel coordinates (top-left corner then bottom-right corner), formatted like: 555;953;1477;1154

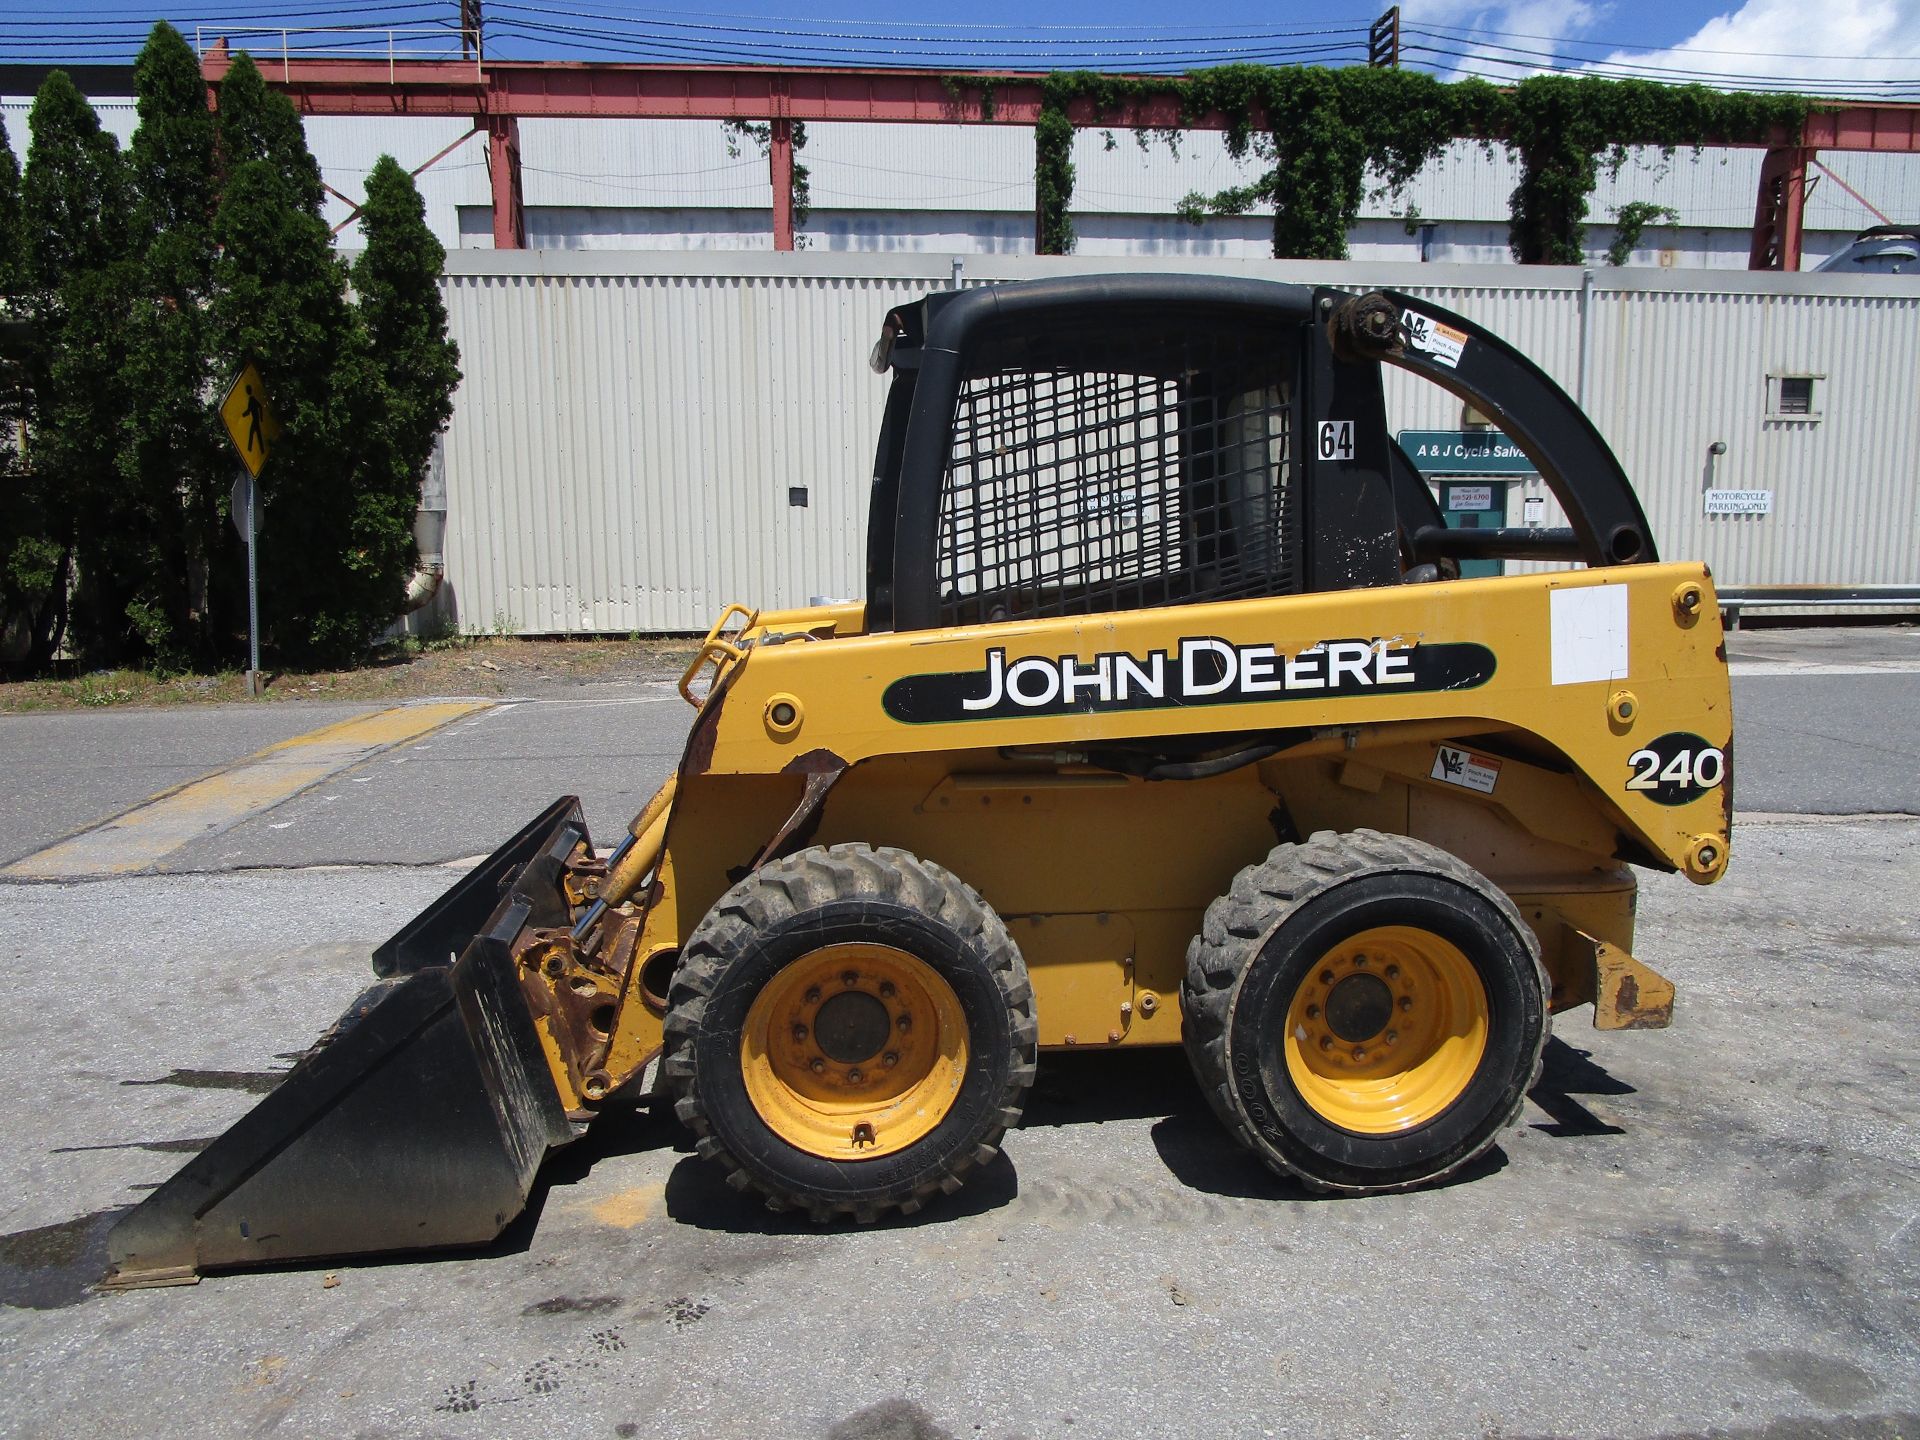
1703;489;1773;515
1403;310;1468;368
1550;583;1629;687
1316;420;1355;462
1447;483;1495;512
1432;745;1501;794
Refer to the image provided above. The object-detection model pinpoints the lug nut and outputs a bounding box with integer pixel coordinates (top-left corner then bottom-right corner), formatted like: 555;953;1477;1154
1319;1036;1333;1051
792;1023;808;1042
1354;954;1368;968
878;980;896;998
882;1051;899;1068
1319;969;1335;985
1305;1003;1320;1019
1399;996;1413;1011
804;986;822;1004
847;1067;863;1083
841;970;860;987
1385;964;1400;979
1385;1029;1398;1045
1352;1046;1367;1061
897;1015;912;1033
809;1058;826;1074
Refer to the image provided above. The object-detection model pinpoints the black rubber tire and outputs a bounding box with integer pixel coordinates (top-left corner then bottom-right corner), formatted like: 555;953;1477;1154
660;843;1037;1222
1181;828;1548;1194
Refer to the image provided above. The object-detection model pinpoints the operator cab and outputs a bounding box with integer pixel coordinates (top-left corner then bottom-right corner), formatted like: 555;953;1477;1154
864;275;1655;634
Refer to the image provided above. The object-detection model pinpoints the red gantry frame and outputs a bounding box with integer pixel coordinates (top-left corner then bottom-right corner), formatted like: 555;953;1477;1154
199;47;1920;267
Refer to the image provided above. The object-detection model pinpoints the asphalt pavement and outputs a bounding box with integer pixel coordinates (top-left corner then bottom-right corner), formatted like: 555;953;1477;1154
1;630;1916;882
0;624;1916;1440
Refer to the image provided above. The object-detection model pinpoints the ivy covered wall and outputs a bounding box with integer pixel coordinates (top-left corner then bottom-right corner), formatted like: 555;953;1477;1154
1001;67;1810;263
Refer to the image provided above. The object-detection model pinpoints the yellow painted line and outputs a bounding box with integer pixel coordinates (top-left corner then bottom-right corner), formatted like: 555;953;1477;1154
2;701;487;880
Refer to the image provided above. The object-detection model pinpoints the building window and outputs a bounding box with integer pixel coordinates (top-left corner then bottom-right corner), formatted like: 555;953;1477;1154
1767;373;1823;421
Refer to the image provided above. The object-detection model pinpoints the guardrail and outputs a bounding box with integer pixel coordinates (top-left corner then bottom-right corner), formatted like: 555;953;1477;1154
1718;585;1920;628
196;26;482;84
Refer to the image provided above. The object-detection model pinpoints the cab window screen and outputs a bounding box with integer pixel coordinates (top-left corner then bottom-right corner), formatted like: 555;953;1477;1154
934;326;1296;625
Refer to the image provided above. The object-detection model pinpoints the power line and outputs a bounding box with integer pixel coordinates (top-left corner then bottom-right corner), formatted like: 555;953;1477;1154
2;1;1909;97
1408;17;1919;65
1402;37;1920;97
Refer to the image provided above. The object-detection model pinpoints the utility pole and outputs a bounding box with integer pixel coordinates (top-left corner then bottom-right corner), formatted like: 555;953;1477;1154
460;0;483;60
1369;6;1402;67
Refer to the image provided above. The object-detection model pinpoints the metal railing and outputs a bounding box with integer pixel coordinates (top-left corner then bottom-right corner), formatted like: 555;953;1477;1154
1718;584;1920;627
194;26;483;84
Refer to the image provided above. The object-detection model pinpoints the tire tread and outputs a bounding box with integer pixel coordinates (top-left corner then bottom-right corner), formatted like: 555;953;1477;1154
1180;828;1550;1195
662;843;1036;1222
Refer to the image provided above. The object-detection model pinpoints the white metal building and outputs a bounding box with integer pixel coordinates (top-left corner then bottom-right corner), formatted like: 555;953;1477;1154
5;89;1917;267
423;251;1920;636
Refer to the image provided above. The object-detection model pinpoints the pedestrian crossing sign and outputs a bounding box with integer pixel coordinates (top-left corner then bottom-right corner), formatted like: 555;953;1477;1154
220;362;281;478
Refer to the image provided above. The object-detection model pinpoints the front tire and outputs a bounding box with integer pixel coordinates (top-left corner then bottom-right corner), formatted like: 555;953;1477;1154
661;844;1037;1222
1182;830;1547;1193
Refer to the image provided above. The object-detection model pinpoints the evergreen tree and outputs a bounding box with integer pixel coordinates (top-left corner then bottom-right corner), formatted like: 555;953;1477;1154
18;72;136;667
0;114;19;293
126;20;228;666
353;156;460;556
216;53;325;213
212;60;394;665
0;115;35;665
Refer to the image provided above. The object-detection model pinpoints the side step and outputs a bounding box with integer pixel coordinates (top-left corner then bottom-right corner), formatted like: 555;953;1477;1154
103;798;593;1287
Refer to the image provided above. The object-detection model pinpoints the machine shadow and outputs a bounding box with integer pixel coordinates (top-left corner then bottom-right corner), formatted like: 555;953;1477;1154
1527;1036;1634;1137
169;1034;1639;1277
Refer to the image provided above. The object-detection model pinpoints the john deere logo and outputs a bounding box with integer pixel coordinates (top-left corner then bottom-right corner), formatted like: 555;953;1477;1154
882;637;1496;724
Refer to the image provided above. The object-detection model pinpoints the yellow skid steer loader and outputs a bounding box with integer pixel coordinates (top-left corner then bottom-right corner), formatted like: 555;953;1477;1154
106;277;1731;1285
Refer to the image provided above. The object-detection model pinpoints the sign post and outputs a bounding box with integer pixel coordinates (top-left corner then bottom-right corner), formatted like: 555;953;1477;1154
219;362;280;697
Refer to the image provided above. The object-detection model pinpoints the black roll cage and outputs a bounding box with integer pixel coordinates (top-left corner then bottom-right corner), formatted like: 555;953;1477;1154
865;274;1655;634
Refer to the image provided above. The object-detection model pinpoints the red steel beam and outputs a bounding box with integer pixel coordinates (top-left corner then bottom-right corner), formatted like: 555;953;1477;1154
1803;105;1920;152
202;54;1920;146
487;116;526;249
769;116;795;252
203;54;1920;261
1749;145;1811;271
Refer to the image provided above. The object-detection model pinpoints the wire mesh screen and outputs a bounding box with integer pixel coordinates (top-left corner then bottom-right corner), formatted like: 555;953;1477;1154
936;328;1297;625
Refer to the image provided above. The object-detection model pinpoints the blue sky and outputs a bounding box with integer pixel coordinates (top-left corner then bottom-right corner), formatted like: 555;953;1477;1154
8;0;1919;97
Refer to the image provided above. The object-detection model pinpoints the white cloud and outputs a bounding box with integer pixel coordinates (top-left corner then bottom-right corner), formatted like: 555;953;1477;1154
1405;0;1920;92
1595;0;1920;93
1400;0;1604;79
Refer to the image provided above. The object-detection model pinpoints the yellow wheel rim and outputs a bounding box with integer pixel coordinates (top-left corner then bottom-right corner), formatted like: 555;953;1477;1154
741;943;968;1159
1282;925;1488;1135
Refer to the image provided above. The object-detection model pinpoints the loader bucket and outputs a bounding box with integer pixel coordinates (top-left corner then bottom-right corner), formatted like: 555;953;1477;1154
103;798;594;1287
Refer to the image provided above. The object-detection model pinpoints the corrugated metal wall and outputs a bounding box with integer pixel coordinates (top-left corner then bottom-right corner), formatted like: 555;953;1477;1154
439;256;957;631
434;253;1920;634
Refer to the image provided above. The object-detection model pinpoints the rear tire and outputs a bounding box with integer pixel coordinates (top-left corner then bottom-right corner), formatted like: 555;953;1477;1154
1182;829;1547;1194
661;844;1037;1222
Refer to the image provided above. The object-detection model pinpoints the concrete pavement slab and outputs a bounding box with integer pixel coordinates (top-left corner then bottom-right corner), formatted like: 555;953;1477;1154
1730;674;1920;815
163;682;692;871
3;702;488;880
0;702;378;868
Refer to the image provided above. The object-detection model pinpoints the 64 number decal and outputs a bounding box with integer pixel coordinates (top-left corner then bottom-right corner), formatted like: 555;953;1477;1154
1625;731;1727;807
1316;421;1354;463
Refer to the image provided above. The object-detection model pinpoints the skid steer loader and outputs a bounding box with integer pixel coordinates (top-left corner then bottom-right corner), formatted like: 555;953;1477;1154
105;276;1732;1285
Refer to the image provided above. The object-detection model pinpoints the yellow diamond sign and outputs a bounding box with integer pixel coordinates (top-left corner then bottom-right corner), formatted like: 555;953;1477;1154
220;362;282;478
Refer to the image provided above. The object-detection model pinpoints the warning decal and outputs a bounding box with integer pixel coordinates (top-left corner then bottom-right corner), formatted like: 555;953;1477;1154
1403;311;1468;369
1431;744;1501;794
